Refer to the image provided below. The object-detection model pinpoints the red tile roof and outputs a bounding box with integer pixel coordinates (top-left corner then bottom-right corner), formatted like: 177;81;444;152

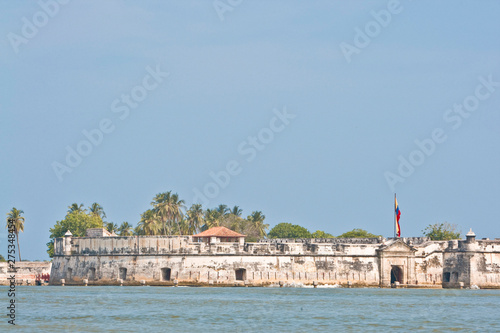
193;226;245;238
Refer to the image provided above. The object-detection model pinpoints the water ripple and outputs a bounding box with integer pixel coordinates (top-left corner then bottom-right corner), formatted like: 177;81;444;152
0;286;499;332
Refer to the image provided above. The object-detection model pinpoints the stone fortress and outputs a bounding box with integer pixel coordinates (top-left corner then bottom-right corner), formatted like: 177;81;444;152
49;227;500;288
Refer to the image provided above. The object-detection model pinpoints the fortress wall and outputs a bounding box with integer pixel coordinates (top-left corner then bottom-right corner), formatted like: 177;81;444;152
59;236;382;257
413;242;447;286
50;253;381;287
339;244;379;256
54;238;64;254
443;252;472;288
50;235;500;288
469;252;500;288
259;238;382;244
0;262;52;285
414;252;444;286
414;241;448;255
441;240;500;288
57;236;194;256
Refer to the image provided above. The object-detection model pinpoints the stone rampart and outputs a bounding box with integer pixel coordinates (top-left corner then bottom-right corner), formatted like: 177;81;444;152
50;232;500;289
442;239;500;288
0;262;52;285
258;238;383;244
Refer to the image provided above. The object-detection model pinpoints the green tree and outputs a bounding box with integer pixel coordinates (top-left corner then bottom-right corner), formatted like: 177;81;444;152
137;209;159;236
178;218;188;235
247;211;269;238
197;205;267;242
46;242;55;258
337;229;380;238
89;202;106;219
268;223;311;239
204;208;223;229
6;207;25;261
423;222;461;240
204;204;236;230
220;213;245;232
311;230;334;238
216;204;230;216
152;191;185;235
186;204;205;234
47;210;104;257
133;225;145;236
118;222;133;236
105;222;118;233
68;203;85;214
169;192;185;235
0;254;6;262
231;206;242;217
151;192;171;235
217;213;263;242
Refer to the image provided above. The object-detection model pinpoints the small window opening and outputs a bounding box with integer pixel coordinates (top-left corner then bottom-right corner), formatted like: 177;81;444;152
119;267;127;280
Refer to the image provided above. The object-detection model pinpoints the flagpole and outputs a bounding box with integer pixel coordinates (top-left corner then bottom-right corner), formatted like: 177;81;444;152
394;193;396;238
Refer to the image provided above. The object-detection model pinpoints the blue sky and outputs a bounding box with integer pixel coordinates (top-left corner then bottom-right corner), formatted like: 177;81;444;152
1;1;499;260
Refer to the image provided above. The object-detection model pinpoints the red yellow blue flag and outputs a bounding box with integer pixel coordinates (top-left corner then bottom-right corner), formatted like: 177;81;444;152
395;196;401;237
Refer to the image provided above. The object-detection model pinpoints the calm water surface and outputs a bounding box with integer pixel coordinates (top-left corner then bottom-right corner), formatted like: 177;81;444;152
1;286;499;332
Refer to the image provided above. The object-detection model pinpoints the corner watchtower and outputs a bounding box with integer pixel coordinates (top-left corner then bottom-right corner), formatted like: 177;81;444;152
63;230;73;255
466;228;476;243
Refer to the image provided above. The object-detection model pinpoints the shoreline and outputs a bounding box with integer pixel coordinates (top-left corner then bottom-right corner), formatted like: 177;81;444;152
3;281;493;289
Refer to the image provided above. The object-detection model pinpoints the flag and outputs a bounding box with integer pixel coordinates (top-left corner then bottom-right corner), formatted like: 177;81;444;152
395;196;401;237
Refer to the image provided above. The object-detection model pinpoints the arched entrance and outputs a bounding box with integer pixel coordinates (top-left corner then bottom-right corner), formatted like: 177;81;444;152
390;266;403;284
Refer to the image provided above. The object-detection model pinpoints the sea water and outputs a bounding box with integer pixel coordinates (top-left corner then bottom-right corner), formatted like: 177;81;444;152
1;286;499;332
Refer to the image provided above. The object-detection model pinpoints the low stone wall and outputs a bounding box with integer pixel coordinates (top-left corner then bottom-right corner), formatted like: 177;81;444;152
50;254;381;287
0;262;52;285
258;238;383;244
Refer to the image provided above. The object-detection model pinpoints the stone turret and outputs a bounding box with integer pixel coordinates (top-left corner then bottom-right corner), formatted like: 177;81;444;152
64;230;72;256
466;228;476;243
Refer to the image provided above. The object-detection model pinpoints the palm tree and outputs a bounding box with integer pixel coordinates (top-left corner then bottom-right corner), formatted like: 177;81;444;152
89;203;106;219
231;206;243;217
216;204;229;216
138;209;160;236
152;191;186;235
170;193;186;235
178;218;190;236
247;211;269;238
151;192;171;235
133;225;145;236
106;222;118;233
224;213;244;234
118;222;133;236
68;203;85;214
205;208;226;229
186;204;205;234
6;208;25;261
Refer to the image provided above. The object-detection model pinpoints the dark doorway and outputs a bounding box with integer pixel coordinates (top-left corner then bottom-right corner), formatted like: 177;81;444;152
235;268;246;281
66;268;72;281
89;267;96;281
390;266;403;284
119;267;127;280
161;268;171;281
